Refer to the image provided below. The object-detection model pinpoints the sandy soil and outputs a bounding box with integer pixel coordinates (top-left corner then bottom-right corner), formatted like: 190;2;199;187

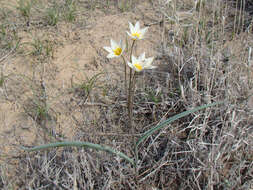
0;1;163;159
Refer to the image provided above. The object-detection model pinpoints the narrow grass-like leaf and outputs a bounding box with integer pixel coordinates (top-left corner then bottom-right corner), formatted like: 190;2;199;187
136;101;224;148
22;141;135;166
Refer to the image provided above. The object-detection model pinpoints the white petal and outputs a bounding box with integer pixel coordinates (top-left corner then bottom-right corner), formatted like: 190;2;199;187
129;22;135;33
135;21;140;31
139;52;146;61
119;39;123;49
144;57;156;69
140;27;148;38
107;53;117;58
145;57;154;65
127;61;134;69
103;46;112;53
110;39;118;50
131;55;137;64
126;31;133;38
141;61;147;68
145;66;156;70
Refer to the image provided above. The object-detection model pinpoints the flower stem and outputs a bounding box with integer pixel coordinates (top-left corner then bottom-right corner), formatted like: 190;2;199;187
121;55;127;95
128;70;137;167
129;40;136;88
130;72;137;129
128;71;136;130
128;40;136;128
128;40;138;167
128;40;136;110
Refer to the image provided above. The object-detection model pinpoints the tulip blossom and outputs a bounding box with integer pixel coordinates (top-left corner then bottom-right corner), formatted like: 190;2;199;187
103;39;125;58
127;53;155;72
127;21;148;40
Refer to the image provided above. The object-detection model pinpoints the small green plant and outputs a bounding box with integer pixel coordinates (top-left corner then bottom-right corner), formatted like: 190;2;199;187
0;26;20;51
0;24;6;40
21;77;48;124
35;100;50;122
88;0;97;11
0;68;11;88
118;1;130;12
24;95;51;126
46;6;59;26
72;72;103;102
144;87;162;103
24;37;53;61
30;38;43;56
22;77;59;142
0;8;9;20
17;0;32;20
63;0;76;22
0;74;5;87
44;40;53;58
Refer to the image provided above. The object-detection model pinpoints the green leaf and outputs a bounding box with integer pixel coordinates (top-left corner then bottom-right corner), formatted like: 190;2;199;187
22;141;135;166
136;101;224;148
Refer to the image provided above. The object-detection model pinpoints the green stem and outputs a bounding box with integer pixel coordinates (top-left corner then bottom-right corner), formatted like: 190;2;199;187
121;55;127;96
128;71;138;166
127;40;137;168
128;71;136;129
129;40;136;88
128;40;136;110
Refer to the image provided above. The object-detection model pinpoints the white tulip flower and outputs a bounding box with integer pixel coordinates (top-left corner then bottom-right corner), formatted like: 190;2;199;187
127;21;149;40
127;53;155;72
103;39;125;58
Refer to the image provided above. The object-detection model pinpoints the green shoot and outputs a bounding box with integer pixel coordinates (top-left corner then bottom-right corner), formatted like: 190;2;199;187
22;141;135;166
136;101;225;148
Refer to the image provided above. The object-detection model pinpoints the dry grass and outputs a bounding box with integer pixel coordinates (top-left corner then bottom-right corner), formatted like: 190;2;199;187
0;0;253;189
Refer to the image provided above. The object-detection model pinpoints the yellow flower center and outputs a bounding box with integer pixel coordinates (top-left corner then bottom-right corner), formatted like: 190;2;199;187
133;63;142;71
113;47;122;56
132;32;140;39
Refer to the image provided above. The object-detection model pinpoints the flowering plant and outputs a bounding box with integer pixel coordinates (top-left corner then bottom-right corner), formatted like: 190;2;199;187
103;21;156;162
22;20;223;173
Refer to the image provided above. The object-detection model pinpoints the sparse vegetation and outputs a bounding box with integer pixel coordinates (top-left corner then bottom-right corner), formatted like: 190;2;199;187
0;0;252;189
17;0;32;20
63;0;77;22
46;5;59;26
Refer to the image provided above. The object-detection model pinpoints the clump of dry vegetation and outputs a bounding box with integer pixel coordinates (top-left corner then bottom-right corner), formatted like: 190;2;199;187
0;0;252;189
